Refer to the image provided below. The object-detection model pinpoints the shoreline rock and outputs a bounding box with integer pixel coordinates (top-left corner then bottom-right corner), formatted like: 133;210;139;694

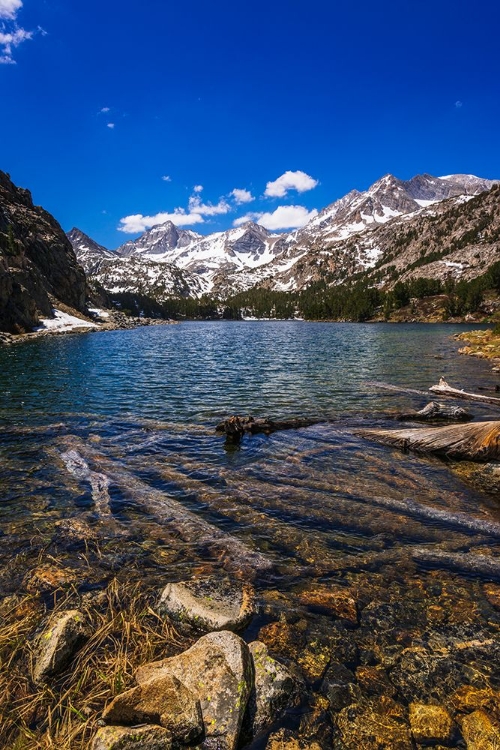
157;577;255;632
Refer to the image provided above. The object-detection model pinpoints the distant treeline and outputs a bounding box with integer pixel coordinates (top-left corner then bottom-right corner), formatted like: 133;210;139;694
107;260;500;322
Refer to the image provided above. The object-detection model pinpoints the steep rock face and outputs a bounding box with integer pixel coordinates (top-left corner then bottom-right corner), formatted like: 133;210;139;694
67;228;116;275
0;172;87;332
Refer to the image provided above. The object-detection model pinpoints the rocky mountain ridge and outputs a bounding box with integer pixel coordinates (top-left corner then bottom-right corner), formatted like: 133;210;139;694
0;171;88;333
71;173;498;302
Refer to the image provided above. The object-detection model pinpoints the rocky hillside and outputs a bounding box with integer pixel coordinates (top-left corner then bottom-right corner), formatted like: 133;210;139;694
71;173;498;302
0;172;87;333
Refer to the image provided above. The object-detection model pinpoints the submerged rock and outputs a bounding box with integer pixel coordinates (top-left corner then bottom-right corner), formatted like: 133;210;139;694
408;703;454;744
248;640;296;736
334;697;412;749
265;728;322;749
91;724;173;750
298;585;358;626
32;608;88;683
460;709;500;749
25;564;77;594
158;577;254;632
102;673;203;744
135;630;252;750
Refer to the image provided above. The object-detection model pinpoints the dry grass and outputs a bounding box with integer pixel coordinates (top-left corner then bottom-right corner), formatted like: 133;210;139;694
0;579;189;749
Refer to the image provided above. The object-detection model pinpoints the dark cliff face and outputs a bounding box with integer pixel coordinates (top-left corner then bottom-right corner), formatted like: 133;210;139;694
0;171;87;333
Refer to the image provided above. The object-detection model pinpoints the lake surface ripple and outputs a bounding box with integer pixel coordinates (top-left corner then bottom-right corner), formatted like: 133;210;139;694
1;322;499;745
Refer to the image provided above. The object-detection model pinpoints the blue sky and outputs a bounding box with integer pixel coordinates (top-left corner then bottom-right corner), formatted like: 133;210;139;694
1;0;499;249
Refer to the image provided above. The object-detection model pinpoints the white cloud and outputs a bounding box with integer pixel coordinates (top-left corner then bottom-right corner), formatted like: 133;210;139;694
118;210;205;234
234;205;318;230
161;175;172;182
100;106;110;113
0;25;32;63
230;188;254;204
188;194;230;216
107;122;115;129
193;184;203;193
264;170;319;198
0;0;22;20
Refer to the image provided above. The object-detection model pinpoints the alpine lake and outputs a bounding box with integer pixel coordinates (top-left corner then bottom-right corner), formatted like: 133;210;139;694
1;321;499;748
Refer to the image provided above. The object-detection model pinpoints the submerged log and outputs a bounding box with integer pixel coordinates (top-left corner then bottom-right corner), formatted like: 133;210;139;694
216;415;321;444
429;378;500;407
397;401;472;423
358;421;500;461
411;548;500;581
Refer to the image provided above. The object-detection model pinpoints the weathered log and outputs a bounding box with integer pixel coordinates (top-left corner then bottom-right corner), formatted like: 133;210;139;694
396;401;472;423
429;378;500;407
215;415;321;444
358;421;500;461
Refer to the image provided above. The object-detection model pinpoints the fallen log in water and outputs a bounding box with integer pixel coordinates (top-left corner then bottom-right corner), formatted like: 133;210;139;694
429;378;500;407
58;438;271;575
215;415;322;444
411;548;500;580
357;421;500;461
396;401;472;423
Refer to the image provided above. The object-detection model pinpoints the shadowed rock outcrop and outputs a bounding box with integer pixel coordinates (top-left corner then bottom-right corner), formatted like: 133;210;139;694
0;171;87;332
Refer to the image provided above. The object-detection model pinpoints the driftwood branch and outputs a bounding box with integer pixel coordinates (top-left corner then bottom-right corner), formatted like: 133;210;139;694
429;378;500;407
396;401;472;423
358;421;500;461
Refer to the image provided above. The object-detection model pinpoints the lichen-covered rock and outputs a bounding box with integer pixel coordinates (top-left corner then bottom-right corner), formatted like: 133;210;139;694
0;171;87;333
460;710;500;749
408;703;454;744
102;673;203;744
247;640;296;736
91;724;173;750
135;630;252;750
334;697;412;749
32;609;88;683
158;577;254;632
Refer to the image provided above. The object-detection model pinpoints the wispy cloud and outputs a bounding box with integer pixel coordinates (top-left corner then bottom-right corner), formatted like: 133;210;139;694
230;188;254;204
234;205;318;230
455;100;463;109
161;175;172;182
264;170;318;198
100;106;110;113
107;123;115;129
0;0;36;64
193;184;203;193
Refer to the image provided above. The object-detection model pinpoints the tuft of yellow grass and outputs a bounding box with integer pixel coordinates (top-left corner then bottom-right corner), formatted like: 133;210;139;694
0;579;188;749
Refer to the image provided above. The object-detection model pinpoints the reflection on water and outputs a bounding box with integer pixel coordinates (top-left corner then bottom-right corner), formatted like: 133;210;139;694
0;322;499;746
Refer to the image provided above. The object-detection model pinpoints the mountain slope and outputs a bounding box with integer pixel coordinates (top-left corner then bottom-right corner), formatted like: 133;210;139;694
71;173;499;304
0;171;87;333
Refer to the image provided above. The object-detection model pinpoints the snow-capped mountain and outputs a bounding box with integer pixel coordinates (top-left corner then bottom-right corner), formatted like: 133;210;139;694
70;173;498;300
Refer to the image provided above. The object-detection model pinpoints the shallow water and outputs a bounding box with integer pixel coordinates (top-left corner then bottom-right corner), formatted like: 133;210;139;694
1;321;499;746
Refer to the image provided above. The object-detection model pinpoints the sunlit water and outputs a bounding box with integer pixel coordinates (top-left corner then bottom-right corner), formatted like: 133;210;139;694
1;322;499;744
